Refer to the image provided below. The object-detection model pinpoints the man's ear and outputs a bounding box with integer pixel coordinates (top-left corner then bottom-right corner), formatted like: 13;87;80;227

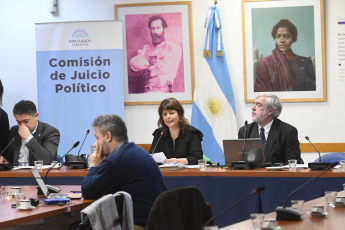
34;112;39;121
268;108;274;116
105;131;113;143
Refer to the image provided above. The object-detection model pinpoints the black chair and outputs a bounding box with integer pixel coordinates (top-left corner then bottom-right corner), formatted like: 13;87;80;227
146;187;214;230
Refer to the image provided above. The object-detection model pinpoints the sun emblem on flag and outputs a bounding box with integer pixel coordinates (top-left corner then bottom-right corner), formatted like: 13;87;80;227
203;96;225;120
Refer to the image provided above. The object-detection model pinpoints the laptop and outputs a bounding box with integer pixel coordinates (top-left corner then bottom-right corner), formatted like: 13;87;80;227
30;167;81;199
223;138;265;167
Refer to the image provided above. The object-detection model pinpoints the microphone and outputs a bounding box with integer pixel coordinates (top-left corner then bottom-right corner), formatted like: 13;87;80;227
305;136;321;162
242;120;248;161
77;129;90;157
204;186;265;227
305;136;331;170
0;138;15;171
44;141;80;184
232;121;255;169
276;162;337;220
150;131;164;155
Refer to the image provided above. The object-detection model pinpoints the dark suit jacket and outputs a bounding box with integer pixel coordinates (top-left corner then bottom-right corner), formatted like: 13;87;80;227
3;121;60;166
238;118;302;164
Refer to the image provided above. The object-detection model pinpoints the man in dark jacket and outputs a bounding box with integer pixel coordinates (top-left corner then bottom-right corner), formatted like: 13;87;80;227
238;93;302;164
82;114;167;228
0;100;60;166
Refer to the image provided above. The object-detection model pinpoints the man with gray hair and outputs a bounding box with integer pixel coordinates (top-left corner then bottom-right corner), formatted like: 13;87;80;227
238;93;302;164
81;114;167;228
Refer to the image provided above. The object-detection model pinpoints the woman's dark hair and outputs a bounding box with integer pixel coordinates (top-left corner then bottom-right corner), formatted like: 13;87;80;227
157;98;189;135
271;19;298;43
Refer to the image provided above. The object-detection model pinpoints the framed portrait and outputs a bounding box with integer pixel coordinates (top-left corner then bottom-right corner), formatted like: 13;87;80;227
242;0;326;102
114;1;194;105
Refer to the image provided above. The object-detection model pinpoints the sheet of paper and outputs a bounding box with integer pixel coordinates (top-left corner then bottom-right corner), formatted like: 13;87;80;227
12;165;53;170
184;165;200;168
282;164;308;169
152;152;166;163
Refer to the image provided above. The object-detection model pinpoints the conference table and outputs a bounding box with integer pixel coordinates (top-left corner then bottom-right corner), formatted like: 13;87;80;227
0;185;93;229
221;191;345;230
1;166;345;227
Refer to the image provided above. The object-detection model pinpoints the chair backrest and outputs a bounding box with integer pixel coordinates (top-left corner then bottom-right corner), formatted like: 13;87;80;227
314;152;345;165
146;186;213;230
80;193;127;230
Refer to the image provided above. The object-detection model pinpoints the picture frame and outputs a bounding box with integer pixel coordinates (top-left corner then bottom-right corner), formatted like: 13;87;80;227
242;0;326;102
114;1;195;105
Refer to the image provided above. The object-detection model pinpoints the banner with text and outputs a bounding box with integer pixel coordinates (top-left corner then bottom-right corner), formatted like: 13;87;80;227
35;21;124;156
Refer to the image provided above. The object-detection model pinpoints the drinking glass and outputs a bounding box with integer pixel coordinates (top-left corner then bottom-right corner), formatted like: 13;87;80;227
86;145;96;167
291;200;304;212
340;160;345;172
14;192;26;207
4;187;13;200
288;159;297;172
250;213;264;230
325;191;337;208
198;159;207;171
34;160;43;171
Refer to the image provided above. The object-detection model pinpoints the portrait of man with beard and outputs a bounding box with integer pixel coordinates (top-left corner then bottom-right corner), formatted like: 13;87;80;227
127;14;183;94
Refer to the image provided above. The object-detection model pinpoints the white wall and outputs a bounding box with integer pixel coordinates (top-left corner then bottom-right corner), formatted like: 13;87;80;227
1;0;344;163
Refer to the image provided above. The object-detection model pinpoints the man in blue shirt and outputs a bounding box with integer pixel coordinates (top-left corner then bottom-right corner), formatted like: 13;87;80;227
81;114;167;227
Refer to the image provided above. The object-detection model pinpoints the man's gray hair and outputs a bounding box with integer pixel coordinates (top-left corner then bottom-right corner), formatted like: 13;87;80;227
92;114;128;142
256;93;282;118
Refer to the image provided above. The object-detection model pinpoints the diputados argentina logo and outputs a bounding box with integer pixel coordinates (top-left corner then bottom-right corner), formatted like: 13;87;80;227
69;29;92;47
49;29;110;94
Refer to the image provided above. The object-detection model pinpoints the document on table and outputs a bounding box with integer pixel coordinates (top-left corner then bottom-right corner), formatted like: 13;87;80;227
12;165;56;170
152;152;166;163
282;164;309;169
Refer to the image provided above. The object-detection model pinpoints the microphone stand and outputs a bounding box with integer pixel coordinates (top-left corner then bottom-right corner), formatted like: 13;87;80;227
232;121;255;169
305;136;331;170
0;138;15;171
150;132;164;165
37;141;80;195
204;186;265;227
77;129;90;157
150;132;164;156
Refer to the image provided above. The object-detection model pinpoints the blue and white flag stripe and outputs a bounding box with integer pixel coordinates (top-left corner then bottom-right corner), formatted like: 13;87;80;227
192;5;237;164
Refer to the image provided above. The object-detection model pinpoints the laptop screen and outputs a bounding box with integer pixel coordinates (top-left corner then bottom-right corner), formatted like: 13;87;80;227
31;167;49;197
223;138;265;167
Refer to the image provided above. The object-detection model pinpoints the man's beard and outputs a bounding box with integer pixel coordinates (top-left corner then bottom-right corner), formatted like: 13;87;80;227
252;109;268;123
152;33;165;45
101;139;111;156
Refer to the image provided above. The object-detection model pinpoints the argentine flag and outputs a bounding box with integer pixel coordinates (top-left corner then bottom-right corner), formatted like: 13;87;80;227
191;5;237;164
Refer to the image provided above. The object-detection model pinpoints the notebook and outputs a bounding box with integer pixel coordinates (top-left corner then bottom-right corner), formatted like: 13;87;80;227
223;138;265;167
30;167;82;199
